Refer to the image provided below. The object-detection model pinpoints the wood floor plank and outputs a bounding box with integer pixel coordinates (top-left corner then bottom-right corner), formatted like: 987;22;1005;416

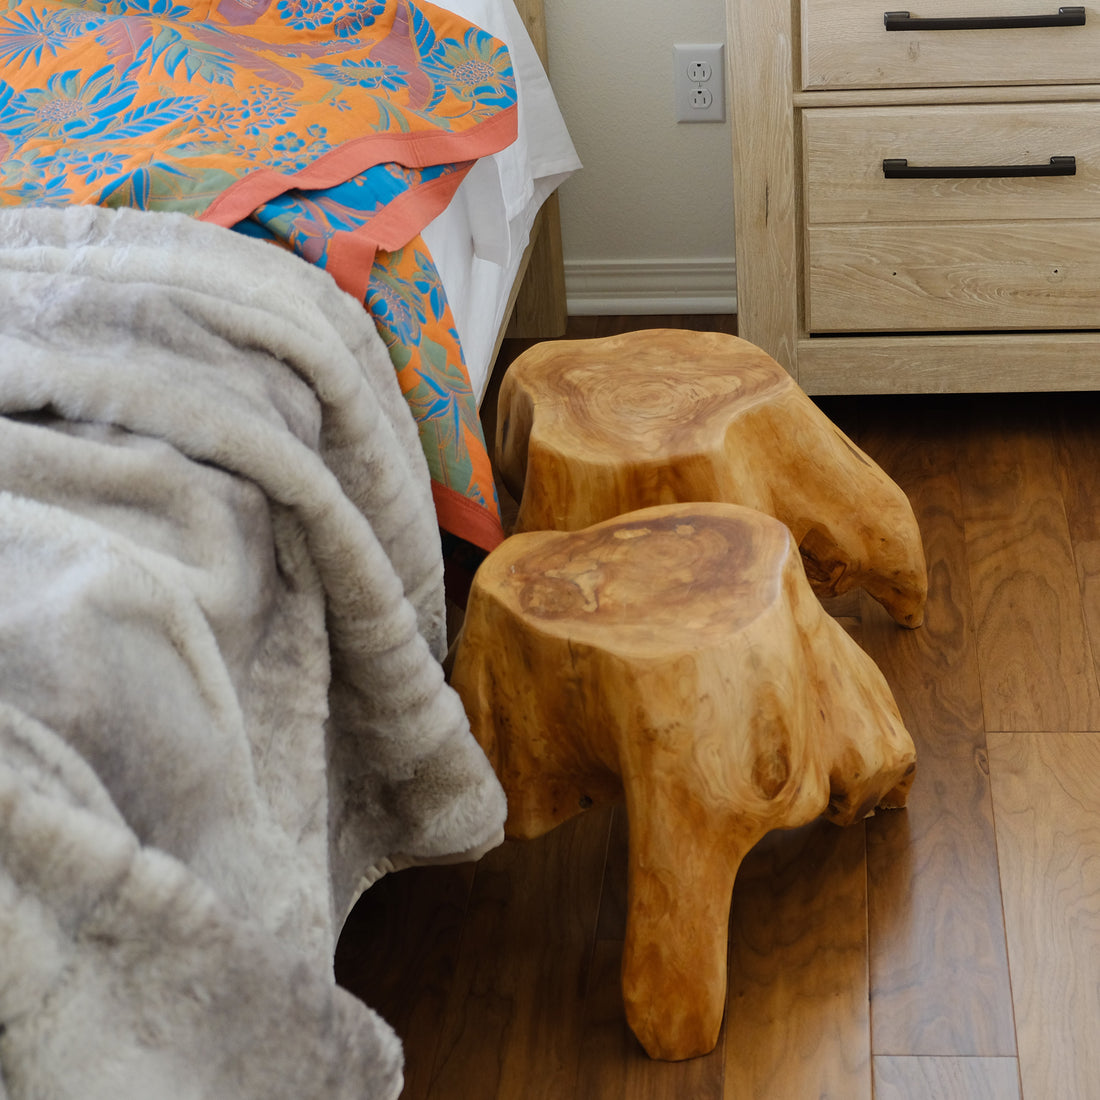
427;809;612;1100
593;805;629;942
335;863;475;1100
722;819;872;1100
853;397;1016;1057
988;732;1100;1100
873;1056;1021;1099
957;395;1100;732
1051;392;1100;700
577;806;727;1099
575;941;725;1100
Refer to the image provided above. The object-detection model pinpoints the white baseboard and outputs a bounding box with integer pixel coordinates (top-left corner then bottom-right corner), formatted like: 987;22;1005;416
564;257;737;316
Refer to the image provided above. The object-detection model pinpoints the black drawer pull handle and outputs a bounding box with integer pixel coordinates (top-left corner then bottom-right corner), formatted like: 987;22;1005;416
883;155;1077;178
884;7;1085;30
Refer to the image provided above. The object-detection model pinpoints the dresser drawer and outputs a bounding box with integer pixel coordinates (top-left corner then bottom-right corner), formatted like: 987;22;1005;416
804;100;1100;332
803;103;1100;224
806;221;1100;331
802;0;1098;89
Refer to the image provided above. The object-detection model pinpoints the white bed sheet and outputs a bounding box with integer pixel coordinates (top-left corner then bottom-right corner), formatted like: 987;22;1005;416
422;0;580;403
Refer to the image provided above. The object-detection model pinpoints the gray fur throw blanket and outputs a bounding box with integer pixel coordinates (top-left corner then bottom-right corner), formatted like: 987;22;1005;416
0;206;506;1099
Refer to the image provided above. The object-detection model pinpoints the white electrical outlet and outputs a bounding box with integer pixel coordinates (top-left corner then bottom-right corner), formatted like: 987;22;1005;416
691;87;713;110
674;43;725;123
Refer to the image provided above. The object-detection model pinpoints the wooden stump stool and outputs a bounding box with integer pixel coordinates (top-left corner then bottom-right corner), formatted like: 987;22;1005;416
495;328;928;627
450;502;916;1062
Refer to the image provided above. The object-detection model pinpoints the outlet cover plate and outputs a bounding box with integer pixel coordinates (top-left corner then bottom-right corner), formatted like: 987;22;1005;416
674;43;725;123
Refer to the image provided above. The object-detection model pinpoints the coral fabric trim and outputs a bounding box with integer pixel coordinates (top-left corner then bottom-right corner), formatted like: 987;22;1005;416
200;106;517;230
431;482;504;553
321;163;473;301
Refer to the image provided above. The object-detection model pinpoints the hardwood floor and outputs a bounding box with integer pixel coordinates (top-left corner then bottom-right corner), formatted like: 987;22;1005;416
336;317;1100;1099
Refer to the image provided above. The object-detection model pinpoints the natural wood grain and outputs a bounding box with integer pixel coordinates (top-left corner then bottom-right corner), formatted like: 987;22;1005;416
496;329;928;626
844;397;1017;1056
489;315;740;419
451;502;915;1060
733;0;1100;393
727;0;800;373
988;732;1100;1100
493;0;567;348
1051;392;1100;701
486;317;741;526
808;223;1100;333
593;805;629;942
575;810;728;1097
723;820;872;1100
803;104;1100;226
427;811;612;1100
873;1056;1021;1100
575;942;727;1100
586;612;871;1098
801;0;1100;90
509;0;547;62
796;333;1100;396
958;397;1100;732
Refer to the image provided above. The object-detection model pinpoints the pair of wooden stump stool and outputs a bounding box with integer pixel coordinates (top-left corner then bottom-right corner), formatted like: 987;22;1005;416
450;331;926;1062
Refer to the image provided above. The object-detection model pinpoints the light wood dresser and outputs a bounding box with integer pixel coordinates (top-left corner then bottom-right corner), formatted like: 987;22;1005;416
726;0;1100;392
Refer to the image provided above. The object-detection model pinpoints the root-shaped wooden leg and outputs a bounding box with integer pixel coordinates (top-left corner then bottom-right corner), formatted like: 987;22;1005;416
620;794;761;1061
449;503;917;1061
784;572;918;823
495;329;927;627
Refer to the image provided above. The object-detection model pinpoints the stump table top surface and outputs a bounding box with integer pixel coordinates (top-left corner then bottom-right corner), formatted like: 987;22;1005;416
472;503;795;652
500;329;790;458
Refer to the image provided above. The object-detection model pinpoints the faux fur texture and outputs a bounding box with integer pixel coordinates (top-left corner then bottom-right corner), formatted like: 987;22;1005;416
0;206;506;1099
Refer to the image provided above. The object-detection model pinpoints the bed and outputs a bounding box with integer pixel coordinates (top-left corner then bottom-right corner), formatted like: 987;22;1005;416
0;2;576;1096
0;0;578;551
422;0;575;404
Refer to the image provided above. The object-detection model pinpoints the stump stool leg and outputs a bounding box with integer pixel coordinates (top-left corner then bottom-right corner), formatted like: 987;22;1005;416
495;328;928;627
450;503;916;1061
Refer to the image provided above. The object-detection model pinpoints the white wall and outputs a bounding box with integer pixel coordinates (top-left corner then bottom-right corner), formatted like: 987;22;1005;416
544;0;736;314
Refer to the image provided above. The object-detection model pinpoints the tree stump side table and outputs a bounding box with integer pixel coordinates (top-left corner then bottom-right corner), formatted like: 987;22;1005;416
495;328;927;628
450;502;916;1062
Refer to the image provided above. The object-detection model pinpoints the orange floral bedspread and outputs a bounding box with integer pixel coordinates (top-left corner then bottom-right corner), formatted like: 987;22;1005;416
0;0;513;549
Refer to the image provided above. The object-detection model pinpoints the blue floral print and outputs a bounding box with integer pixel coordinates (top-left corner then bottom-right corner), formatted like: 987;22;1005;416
3;65;199;142
0;8;108;68
277;0;384;35
310;57;408;91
